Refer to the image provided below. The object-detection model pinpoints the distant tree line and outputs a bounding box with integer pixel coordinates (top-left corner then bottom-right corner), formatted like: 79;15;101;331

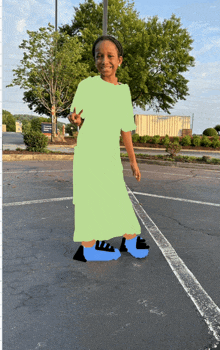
2;109;76;136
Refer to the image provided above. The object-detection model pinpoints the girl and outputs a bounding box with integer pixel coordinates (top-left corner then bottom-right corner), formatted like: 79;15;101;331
68;35;149;262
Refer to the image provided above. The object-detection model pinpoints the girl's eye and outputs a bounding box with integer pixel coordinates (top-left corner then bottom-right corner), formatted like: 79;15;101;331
97;55;113;58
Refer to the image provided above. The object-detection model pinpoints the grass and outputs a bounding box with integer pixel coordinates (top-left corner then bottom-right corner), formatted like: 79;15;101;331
4;149;220;165
121;153;220;165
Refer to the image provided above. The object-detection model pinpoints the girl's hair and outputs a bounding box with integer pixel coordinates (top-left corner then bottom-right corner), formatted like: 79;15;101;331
92;35;124;59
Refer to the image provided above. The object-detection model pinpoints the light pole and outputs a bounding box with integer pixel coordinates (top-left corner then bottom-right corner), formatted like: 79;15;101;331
51;0;58;142
103;0;108;35
55;0;57;31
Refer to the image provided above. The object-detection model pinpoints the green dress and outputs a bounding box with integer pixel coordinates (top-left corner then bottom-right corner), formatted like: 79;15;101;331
70;75;141;242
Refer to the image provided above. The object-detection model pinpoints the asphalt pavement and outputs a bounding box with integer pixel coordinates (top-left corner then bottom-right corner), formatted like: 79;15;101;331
3;159;220;350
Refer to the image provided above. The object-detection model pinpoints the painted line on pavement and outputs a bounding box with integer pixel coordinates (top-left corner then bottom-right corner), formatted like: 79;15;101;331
132;192;220;207
3;169;71;174
3;192;220;208
3;197;72;207
126;184;220;342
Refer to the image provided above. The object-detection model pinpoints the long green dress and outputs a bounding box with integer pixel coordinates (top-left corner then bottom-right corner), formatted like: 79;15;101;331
70;75;141;242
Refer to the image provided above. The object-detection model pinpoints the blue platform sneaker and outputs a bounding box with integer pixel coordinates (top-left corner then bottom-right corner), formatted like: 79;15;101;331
73;240;121;262
119;236;150;259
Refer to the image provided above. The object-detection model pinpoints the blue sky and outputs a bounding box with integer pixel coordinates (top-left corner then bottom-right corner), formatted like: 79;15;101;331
3;0;220;134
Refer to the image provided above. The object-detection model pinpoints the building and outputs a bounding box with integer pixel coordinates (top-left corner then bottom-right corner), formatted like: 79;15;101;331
134;114;191;137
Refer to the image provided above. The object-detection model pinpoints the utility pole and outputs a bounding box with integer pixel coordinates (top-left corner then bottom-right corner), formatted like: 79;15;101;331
51;0;58;142
103;0;108;35
55;0;57;31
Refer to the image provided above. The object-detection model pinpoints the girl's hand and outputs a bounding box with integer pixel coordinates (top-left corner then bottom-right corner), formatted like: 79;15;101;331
68;107;83;126
130;161;141;182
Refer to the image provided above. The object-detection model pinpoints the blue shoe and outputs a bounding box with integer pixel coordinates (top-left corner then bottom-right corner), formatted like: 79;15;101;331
73;240;121;262
119;236;150;259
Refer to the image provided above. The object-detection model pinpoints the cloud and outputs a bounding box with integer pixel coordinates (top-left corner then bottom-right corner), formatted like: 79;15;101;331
16;19;26;33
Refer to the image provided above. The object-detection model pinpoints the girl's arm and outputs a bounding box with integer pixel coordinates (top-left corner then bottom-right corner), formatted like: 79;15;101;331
121;130;136;163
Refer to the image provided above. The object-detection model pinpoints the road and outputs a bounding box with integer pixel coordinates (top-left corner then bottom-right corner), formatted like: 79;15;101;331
3;159;220;350
2;132;220;158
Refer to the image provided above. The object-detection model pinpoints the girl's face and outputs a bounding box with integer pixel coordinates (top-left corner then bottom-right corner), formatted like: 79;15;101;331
94;40;123;81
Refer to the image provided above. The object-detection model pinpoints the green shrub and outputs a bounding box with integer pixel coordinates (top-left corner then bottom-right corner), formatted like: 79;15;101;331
201;135;212;147
192;135;201;147
211;135;220;148
203;128;218;136
161;134;170;145
151;135;161;144
166;142;182;158
65;123;76;136
139;135;151;143
173;137;180;143
23;130;49;152
22;120;31;133
181;135;192;146
132;133;140;143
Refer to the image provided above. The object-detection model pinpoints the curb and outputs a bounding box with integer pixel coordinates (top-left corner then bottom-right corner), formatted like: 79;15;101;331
3;154;74;162
3;153;220;170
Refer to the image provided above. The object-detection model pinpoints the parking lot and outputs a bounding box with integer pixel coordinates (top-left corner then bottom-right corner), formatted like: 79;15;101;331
3;159;220;350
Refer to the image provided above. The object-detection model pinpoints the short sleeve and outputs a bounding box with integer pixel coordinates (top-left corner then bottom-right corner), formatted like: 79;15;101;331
70;80;86;118
121;84;137;132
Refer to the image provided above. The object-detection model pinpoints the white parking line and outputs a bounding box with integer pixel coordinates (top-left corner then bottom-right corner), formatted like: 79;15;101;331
126;185;220;342
132;192;220;207
3;169;71;174
3;193;220;208
3;197;72;206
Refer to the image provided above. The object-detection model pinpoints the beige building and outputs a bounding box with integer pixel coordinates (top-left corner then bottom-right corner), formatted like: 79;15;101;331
134;114;191;137
16;121;22;133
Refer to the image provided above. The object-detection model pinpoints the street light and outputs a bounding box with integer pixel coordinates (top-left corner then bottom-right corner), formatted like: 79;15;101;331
51;0;58;142
103;0;108;35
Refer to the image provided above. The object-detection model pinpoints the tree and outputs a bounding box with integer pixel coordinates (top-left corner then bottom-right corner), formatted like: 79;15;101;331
2;110;16;132
30;117;51;132
6;23;90;140
214;125;220;135
59;0;195;113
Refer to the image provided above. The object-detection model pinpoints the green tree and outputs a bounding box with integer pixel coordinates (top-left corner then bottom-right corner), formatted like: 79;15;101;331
59;0;195;113
30;116;51;132
6;23;89;140
2;110;16;132
214;125;220;135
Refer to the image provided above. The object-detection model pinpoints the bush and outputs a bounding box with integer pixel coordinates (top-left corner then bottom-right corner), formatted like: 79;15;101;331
173;137;180;143
139;135;151;143
181;135;192;146
192;135;201;147
203;128;218;136
151;135;161;144
65;123;76;136
132;133;140;143
166;142;182;158
201;135;212;147
214;125;220;135
22;119;31;133
211;135;220;148
23;130;49;152
161;134;170;146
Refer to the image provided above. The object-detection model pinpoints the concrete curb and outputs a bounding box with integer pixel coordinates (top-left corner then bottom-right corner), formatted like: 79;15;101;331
3;154;74;162
3;153;220;170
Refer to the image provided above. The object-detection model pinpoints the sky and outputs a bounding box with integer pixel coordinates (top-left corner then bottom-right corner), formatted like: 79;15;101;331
3;0;220;134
